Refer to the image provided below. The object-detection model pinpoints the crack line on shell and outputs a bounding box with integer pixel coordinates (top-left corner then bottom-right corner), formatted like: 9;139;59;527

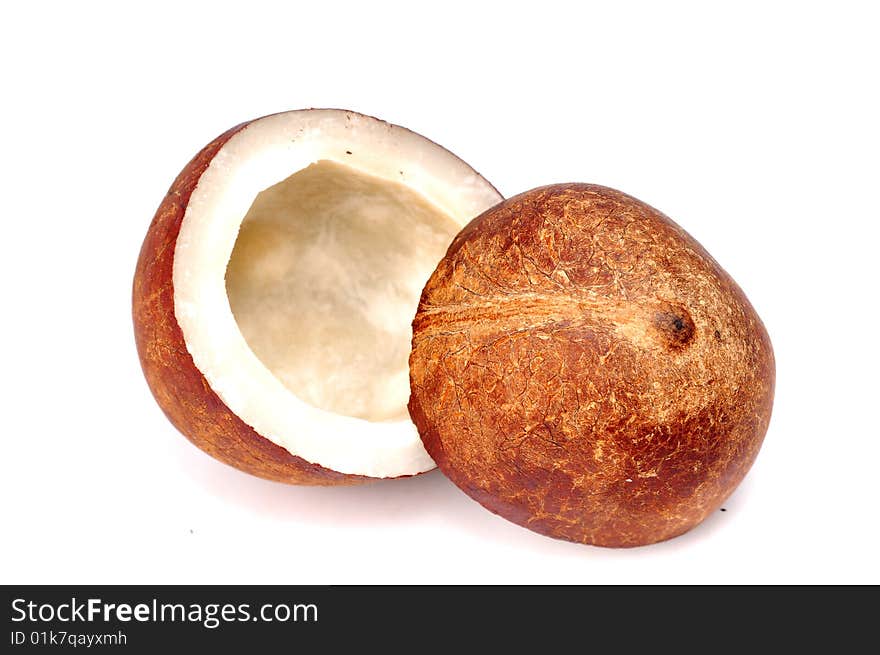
414;291;671;347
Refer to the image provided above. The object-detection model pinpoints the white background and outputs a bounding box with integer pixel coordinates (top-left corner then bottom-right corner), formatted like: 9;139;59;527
2;1;878;584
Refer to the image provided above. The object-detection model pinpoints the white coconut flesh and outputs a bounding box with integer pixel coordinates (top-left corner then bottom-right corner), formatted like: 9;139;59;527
173;110;502;477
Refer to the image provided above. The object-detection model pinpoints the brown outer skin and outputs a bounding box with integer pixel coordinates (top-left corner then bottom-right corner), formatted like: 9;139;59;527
409;184;775;547
132;120;367;484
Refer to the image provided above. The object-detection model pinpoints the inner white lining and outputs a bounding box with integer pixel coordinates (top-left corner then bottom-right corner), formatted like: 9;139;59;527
173;110;502;477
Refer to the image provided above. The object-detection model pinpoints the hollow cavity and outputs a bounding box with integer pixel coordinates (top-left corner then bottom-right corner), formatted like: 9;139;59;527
225;160;459;422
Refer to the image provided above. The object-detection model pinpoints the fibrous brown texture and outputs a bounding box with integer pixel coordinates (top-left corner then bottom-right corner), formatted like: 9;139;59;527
133;122;366;485
409;184;775;547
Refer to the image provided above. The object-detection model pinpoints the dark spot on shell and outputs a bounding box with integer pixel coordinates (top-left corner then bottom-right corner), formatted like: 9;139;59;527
714;329;722;341
345;150;352;155
653;305;695;350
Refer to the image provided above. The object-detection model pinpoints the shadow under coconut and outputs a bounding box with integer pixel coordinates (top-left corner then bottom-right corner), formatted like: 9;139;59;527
176;444;578;554
177;438;756;555
178;442;458;528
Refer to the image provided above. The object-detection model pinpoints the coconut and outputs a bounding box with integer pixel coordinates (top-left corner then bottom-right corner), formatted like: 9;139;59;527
408;184;775;546
133;109;501;483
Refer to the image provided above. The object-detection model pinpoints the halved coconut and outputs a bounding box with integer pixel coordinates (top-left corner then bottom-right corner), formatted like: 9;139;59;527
133;109;502;483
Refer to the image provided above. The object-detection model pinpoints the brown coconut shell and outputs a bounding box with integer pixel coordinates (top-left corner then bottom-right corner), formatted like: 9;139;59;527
409;184;775;546
132;121;367;485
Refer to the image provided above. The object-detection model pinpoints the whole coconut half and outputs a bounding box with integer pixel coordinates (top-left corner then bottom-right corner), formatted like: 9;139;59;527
133;109;502;484
409;184;775;546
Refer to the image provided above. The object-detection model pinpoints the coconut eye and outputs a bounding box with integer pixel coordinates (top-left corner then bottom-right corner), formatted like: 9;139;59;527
652;305;696;350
